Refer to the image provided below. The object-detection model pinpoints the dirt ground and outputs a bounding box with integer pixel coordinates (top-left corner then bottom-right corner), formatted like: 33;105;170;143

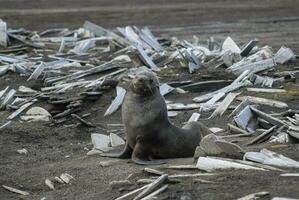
1;0;299;199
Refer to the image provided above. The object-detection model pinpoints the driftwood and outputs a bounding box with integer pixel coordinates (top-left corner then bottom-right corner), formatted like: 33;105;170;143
143;168;164;176
140;184;168;200
2;185;29;196
196;157;265;172
133;174;168;200
238;96;288;109
115;184;150;200
209;92;239;118
247;126;277;145
237;191;269;200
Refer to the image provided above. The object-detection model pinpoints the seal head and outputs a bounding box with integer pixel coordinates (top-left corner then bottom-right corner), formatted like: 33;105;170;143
131;71;159;96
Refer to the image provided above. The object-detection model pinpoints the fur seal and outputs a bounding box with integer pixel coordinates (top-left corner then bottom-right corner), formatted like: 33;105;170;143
101;70;211;165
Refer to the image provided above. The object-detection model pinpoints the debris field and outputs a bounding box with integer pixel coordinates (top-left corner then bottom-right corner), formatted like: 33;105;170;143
1;2;299;200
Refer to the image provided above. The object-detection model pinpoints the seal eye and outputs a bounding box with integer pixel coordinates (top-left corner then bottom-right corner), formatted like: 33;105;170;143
150;79;154;83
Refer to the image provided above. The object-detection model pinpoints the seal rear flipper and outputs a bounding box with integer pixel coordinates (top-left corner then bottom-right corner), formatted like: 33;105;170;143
100;142;132;159
131;144;167;165
131;154;167;165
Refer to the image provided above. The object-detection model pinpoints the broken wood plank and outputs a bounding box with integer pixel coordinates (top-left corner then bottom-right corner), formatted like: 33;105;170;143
168;173;216;179
159;83;174;96
188;112;201;122
0;86;9;99
140;184;168;200
222;36;241;54
211;156;283;171
2;185;29;196
0;20;7;47
133;174;168;200
164;165;197;170
8;101;35;120
71;114;95;127
196;157;265;172
45;179;55;190
0;89;16;110
246;88;287;93
237;191;269;200
110;133;125;147
91;133;110;151
229;98;250;118
274;46;296;64
240;39;259;57
238;96;288;109
167;103;201;111
193;70;250;103
27;62;45;81
181;80;232;93
136;45;158;71
247;126;277;145
244;149;299;168
143;168;164;176
209;92;240;118
104;87;126;116
115;184;150;200
227;123;253;137
0;121;11;130
234;105;258;132
280;173;299;177
250;106;286;127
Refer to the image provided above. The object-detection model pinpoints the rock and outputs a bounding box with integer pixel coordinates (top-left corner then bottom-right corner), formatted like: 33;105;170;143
200;134;223;155
214;140;245;158
199;134;245;158
193;146;206;161
20;107;51;122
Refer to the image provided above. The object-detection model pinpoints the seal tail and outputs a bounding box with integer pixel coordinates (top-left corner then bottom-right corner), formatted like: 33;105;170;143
100;142;132;159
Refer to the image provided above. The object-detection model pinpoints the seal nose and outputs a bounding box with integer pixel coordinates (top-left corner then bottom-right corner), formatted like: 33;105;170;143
136;75;147;83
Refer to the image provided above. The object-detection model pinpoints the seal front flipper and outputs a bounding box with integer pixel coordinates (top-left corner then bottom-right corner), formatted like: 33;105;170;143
100;142;132;158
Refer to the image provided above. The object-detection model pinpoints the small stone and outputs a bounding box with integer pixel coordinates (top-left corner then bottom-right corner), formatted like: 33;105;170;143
17;148;28;155
193;146;206;161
